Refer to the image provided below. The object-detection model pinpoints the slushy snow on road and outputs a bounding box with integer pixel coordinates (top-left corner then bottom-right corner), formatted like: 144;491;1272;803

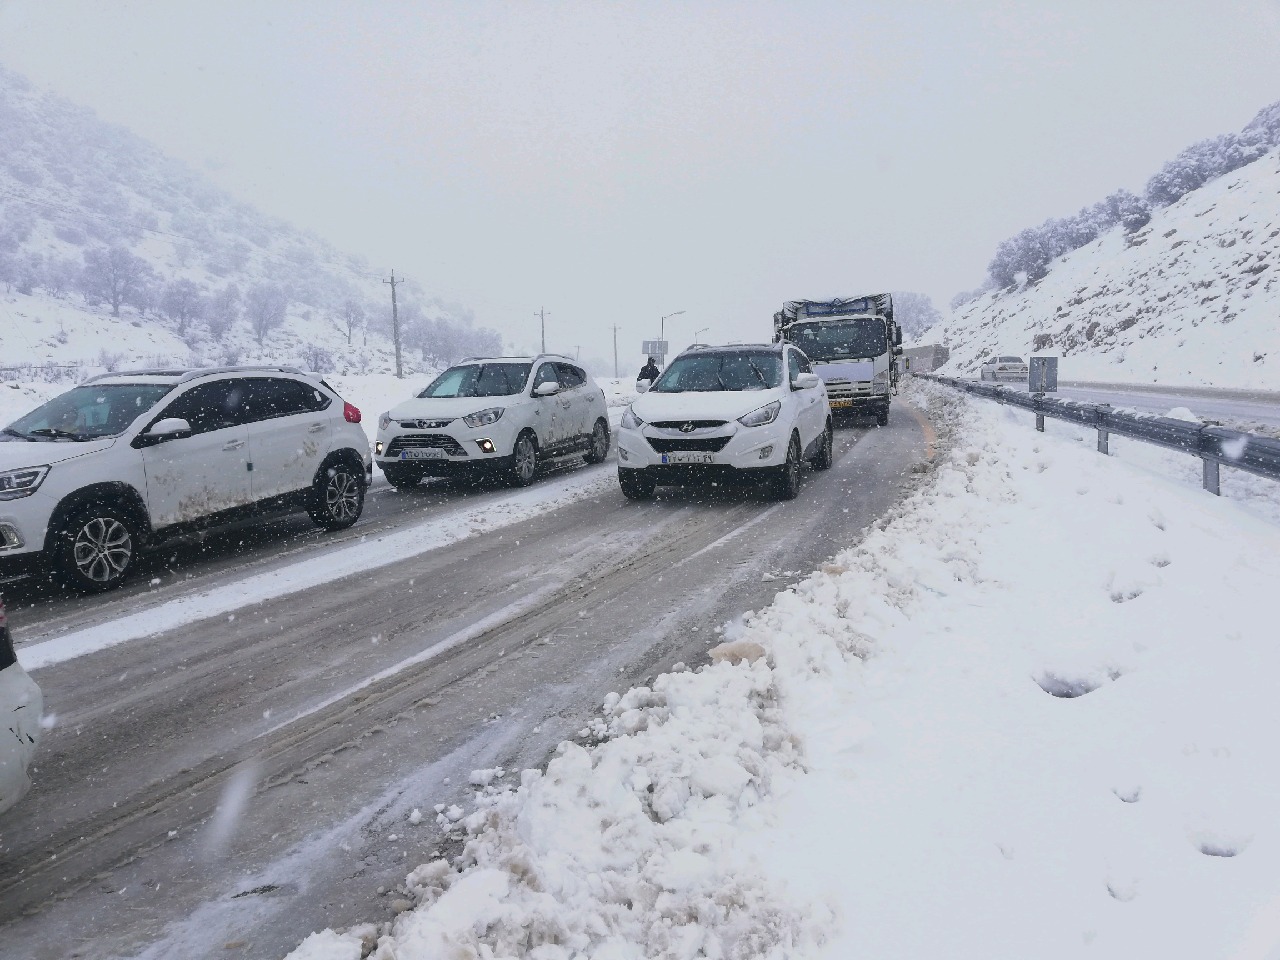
287;379;1280;958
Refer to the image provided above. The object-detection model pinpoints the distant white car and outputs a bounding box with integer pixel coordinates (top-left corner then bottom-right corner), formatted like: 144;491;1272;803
616;343;833;501
0;593;41;816
375;355;611;489
980;356;1029;382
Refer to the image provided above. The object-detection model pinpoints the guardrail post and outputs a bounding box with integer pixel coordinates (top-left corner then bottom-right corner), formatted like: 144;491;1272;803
1036;413;1045;432
1096;404;1111;455
1202;459;1221;496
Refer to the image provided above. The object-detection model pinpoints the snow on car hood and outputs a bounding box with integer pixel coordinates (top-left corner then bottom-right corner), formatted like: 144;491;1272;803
630;388;785;424
0;435;119;469
386;396;519;421
812;360;874;382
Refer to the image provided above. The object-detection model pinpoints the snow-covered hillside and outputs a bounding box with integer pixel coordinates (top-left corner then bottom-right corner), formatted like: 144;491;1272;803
0;65;497;377
935;149;1280;389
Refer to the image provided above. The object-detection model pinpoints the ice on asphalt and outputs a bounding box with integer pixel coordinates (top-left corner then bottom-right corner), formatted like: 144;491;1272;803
286;380;1280;959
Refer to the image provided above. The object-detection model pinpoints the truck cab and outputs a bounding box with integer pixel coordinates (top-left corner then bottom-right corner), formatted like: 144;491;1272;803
774;295;902;426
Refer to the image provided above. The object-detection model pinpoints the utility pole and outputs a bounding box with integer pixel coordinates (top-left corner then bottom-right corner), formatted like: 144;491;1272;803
384;270;405;378
536;307;549;353
612;324;619;378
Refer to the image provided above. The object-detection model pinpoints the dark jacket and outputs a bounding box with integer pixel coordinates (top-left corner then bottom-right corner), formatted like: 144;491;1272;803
638;361;660;381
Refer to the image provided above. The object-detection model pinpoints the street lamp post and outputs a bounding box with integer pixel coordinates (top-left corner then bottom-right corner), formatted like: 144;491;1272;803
693;326;708;345
660;310;685;352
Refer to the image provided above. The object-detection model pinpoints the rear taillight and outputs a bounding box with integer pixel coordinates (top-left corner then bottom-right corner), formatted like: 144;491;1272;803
344;402;362;424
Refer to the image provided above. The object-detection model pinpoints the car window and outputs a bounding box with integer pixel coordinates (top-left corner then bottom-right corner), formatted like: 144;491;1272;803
419;363;532;398
243;378;315;421
5;383;174;440
787;350;803;382
652;352;782;392
555;363;585;388
532;363;560;390
157;379;251;434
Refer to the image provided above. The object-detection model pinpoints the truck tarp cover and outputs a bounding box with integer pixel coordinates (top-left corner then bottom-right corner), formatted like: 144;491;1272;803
774;293;894;328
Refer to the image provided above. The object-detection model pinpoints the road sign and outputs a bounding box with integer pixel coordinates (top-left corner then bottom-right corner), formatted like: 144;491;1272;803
641;339;669;359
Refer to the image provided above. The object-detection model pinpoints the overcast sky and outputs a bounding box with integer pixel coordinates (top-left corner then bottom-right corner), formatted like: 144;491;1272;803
1;1;1278;366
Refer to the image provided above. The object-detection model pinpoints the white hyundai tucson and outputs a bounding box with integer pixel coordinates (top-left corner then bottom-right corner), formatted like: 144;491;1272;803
376;355;610;488
617;343;833;500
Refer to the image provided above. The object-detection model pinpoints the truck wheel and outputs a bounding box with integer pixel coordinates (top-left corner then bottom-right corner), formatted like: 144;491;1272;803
811;420;834;470
876;407;890;427
55;504;139;593
618;468;655;500
771;434;802;501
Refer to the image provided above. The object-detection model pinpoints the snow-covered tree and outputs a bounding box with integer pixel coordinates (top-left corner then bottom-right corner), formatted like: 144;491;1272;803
892;292;943;340
245;283;289;344
79;245;154;316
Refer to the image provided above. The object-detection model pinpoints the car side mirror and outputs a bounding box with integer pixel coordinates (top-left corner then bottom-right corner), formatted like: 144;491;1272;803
534;382;561;397
636;379;651;394
792;372;821;390
135;417;192;447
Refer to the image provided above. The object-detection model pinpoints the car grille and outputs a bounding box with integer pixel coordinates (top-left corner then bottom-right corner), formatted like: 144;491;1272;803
384;434;468;457
649;419;728;430
400;418;455;429
647;436;732;453
824;380;872;399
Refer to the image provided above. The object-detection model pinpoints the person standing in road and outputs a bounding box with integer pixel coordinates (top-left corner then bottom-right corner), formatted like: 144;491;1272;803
638;357;660;382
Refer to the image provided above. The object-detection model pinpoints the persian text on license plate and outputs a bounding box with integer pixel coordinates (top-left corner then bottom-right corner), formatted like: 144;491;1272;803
829;398;853;409
401;448;447;460
661;452;714;465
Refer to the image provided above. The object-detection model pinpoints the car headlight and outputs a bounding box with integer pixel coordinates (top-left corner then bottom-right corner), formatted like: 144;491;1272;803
738;401;781;428
463;407;504;428
620;406;644;430
379;412;392;431
0;465;50;500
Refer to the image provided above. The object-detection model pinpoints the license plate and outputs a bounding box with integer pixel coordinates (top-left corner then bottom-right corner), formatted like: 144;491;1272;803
661;452;714;465
401;448;447;460
829;398;853;409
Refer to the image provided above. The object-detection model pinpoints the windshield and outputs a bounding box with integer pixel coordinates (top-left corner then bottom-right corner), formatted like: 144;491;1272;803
651;352;782;392
418;363;532;399
4;383;175;441
785;318;887;362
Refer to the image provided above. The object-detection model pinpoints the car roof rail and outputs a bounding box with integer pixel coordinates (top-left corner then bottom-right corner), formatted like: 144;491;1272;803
84;365;310;385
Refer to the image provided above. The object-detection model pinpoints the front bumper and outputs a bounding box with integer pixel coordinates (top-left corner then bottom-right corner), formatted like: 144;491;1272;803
375;418;522;474
616;420;789;472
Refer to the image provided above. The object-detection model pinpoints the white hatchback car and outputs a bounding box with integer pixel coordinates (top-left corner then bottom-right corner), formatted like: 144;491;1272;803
376;355;610;488
0;593;41;815
616;343;833;500
0;366;371;592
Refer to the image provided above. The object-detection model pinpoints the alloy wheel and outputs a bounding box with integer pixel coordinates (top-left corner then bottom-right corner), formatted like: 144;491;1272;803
73;516;133;584
326;471;362;522
515;435;537;483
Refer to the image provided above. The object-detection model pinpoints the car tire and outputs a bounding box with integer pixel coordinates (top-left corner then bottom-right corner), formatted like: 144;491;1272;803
54;503;139;593
509;430;539;486
309;458;366;530
771;434;801;501
618;467;655;500
811;420;834;470
584;418;610;464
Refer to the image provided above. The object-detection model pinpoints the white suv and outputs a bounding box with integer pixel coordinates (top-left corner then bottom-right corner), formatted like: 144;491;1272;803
0;367;371;592
617;343;833;500
375;355;610;488
0;593;41;815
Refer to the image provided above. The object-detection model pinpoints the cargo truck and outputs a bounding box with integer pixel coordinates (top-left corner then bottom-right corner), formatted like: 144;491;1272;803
773;294;902;425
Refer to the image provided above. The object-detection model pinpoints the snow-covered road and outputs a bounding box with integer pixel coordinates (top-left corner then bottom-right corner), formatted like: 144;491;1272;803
0;402;932;959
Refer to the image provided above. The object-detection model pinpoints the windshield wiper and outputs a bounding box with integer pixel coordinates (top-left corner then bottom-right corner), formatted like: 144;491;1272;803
27;427;91;441
747;362;768;385
1;427;34;440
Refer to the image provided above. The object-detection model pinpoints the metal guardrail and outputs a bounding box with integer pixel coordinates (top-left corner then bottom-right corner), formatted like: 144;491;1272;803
920;374;1280;495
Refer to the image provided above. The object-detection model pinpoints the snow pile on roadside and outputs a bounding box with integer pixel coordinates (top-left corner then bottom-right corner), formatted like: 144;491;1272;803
289;381;1280;959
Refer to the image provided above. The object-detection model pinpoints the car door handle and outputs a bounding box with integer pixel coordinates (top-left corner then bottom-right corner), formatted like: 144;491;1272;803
308;423;326;433
223;439;246;451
